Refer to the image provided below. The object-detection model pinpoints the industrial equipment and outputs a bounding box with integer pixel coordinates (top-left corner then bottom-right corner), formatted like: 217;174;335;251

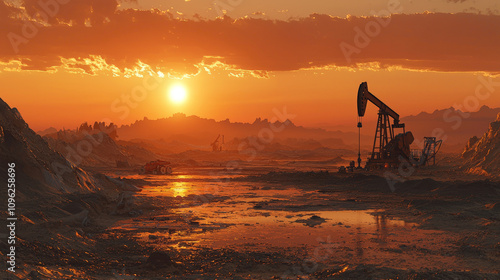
211;134;224;152
142;160;172;175
357;82;413;169
417;137;443;166
356;82;443;169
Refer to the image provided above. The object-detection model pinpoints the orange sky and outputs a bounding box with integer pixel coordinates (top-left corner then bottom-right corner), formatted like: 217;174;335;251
1;0;499;131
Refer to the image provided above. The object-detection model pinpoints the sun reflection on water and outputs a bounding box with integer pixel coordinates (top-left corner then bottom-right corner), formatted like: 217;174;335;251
172;182;189;197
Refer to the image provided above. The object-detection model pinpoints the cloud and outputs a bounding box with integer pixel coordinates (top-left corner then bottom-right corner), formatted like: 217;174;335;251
21;0;119;26
1;1;499;76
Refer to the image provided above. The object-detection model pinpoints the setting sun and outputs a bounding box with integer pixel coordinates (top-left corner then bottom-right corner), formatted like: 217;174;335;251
169;84;188;104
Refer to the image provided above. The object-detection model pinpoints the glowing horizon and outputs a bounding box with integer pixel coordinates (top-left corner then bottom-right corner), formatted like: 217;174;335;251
1;0;499;131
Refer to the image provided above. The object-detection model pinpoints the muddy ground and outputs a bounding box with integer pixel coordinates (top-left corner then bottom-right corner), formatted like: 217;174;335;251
3;163;500;279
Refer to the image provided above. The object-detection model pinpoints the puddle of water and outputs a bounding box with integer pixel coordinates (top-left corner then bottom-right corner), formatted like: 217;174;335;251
112;174;462;271
128;204;457;271
126;172;248;183
139;181;195;197
169;205;421;250
137;178;304;199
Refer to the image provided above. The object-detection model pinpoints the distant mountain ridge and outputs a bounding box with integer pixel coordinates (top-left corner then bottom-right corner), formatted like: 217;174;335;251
116;113;367;150
114;106;500;153
36;106;500;154
402;105;500;152
404;105;500;121
37;127;58;136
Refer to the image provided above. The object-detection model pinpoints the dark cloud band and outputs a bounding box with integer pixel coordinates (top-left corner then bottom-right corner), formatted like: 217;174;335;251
1;1;499;75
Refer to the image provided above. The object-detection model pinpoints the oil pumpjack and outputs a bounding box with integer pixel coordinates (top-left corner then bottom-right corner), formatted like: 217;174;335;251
211;134;225;152
357;82;415;169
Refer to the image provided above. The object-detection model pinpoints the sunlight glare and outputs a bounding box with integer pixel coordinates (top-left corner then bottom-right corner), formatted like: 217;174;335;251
169;84;187;104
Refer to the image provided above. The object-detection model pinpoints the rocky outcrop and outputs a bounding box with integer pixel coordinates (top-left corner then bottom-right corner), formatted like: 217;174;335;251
0;98;126;202
462;113;500;176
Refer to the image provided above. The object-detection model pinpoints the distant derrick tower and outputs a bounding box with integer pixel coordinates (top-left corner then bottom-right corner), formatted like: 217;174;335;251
211;134;224;152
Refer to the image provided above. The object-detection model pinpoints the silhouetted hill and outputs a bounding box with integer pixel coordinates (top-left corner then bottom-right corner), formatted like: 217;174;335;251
402;105;500;152
37;127;58;136
117;113;369;152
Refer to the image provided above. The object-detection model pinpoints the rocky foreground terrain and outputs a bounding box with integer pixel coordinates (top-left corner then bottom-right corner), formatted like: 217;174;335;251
0;98;141;278
462;113;500;176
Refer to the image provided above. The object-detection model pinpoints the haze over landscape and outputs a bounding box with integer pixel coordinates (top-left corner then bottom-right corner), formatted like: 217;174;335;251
1;0;500;279
1;0;500;131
